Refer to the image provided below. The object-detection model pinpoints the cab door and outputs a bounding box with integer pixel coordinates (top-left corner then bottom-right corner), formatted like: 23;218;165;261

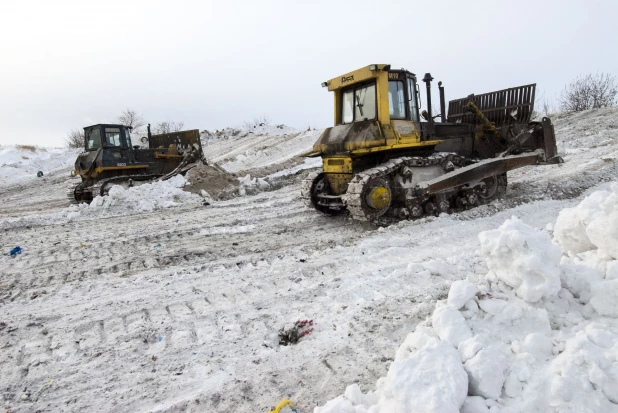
388;75;421;144
102;127;132;167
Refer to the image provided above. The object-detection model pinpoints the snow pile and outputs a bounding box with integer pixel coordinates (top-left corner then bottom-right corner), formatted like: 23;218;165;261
554;183;618;258
316;328;468;413
66;175;202;219
479;217;562;302
0;145;78;186
315;184;618;413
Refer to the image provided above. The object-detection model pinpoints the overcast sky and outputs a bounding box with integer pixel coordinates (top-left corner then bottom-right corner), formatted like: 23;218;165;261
1;0;616;147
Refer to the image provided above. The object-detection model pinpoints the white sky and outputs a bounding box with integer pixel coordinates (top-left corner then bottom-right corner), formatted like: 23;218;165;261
1;0;616;147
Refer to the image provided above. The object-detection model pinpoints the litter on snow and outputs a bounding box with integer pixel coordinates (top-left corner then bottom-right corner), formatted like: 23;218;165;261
5;246;22;257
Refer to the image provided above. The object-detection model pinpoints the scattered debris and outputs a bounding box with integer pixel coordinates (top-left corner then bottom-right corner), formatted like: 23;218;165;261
5;246;22;257
278;319;314;346
30;290;47;300
268;398;297;413
322;359;335;374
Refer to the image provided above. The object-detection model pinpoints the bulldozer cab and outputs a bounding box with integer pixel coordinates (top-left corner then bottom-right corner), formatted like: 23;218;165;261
83;124;133;151
310;65;440;157
328;65;421;131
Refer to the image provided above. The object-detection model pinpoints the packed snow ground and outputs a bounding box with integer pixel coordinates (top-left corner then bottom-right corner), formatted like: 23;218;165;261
0;108;617;412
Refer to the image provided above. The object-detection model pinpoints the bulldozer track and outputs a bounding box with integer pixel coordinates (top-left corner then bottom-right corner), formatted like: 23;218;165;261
345;154;464;223
303;154;470;224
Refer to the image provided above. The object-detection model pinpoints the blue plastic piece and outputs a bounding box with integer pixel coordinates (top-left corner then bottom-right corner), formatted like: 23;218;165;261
6;246;22;257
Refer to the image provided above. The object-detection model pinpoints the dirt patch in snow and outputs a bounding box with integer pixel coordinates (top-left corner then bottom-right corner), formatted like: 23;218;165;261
184;162;240;200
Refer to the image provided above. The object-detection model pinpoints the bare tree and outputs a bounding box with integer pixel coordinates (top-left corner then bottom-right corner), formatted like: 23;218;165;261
559;73;617;112
253;115;271;127
65;129;84;148
243;115;272;130
117;109;145;131
153;121;185;134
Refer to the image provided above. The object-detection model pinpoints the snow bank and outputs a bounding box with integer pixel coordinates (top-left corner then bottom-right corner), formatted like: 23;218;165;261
66;175;202;219
203;126;323;173
0;145;78;186
315;184;618;413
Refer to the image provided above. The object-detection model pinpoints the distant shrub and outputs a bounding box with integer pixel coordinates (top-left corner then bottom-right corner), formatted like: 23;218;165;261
560;73;617;112
65;129;84;148
16;145;37;152
153;121;185;134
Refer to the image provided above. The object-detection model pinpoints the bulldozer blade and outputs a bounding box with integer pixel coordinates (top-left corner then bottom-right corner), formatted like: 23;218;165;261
448;84;536;126
419;152;543;195
541;117;559;161
149;129;204;158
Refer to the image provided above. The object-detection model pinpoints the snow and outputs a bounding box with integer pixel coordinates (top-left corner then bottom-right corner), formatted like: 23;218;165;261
479;216;562;302
74;175;203;216
0;145;79;185
464;346;507;399
447;280;477;309
201;125;322;173
555;183;618;258
315;328;468;413
1;108;618;412
432;305;473;347
316;180;618;413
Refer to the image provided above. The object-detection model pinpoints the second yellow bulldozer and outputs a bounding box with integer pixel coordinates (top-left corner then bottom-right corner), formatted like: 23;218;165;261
301;64;562;223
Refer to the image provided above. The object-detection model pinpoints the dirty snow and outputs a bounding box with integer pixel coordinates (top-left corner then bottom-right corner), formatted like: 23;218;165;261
1;108;618;412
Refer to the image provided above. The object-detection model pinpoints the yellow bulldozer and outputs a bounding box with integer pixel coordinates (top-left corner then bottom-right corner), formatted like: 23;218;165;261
301;64;562;223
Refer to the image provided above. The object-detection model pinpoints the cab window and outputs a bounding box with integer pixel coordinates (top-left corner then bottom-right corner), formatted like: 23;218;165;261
86;128;101;150
407;78;420;123
341;81;376;124
105;128;122;147
125;129;132;147
342;90;354;123
389;80;406;119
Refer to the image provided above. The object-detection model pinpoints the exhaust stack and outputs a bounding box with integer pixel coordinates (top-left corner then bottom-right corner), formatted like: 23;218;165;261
422;73;434;124
438;81;446;123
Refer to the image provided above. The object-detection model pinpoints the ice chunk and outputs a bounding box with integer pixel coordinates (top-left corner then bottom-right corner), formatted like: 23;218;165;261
458;334;488;363
590;279;618;317
479;216;561;302
447;280;477;309
561;263;602;303
464;347;507;400
378;338;468;413
585;184;618;258
554;184;618;258
432;306;473;347
511;332;553;361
